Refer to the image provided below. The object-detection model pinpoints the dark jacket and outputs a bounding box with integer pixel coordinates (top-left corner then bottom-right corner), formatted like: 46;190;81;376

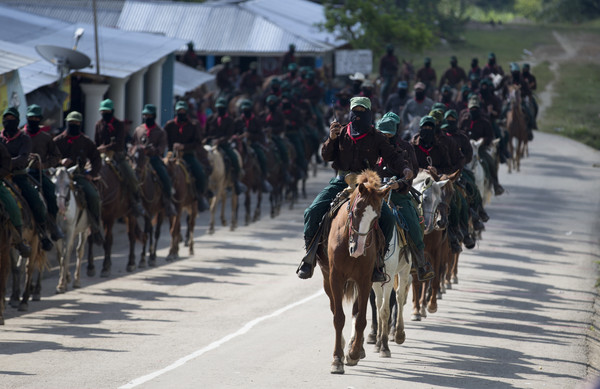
95;117;126;155
1;130;31;172
24;126;61;169
131;124;168;157
54;131;101;176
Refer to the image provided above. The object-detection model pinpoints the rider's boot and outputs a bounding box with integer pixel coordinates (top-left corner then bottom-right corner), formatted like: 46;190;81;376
261;179;273;193
470;208;485;231
90;215;105;245
38;223;54;251
297;237;317;279
131;194;146;217
413;248;434;282
478;205;490;222
47;215;65;241
163;196;176;218
449;227;463;254
493;182;505;196
14;226;31;258
372;254;386;283
234;180;247;195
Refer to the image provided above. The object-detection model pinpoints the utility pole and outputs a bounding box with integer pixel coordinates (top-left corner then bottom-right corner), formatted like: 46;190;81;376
93;0;100;75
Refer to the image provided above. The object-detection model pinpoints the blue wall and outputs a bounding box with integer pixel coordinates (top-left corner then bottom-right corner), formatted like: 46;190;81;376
161;53;175;126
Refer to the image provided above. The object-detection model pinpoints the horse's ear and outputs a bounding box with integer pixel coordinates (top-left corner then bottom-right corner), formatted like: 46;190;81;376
358;182;367;195
436;179;450;189
345;173;358;188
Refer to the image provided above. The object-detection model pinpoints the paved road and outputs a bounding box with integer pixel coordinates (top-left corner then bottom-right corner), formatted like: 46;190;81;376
1;131;599;389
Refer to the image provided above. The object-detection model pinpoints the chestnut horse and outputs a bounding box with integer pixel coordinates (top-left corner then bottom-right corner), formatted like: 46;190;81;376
506;84;528;173
89;157;138;277
205;144;239;234
164;152;198;261
316;170;393;374
131;149;167;268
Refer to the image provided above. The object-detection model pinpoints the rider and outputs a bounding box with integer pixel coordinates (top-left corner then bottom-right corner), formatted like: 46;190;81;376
53;111;104;244
468;57;482;80
23;104;64;241
506;62;535;140
164;100;210;212
401;82;434;131
205;97;246;194
281;44;296;73
95;98;145;217
482;52;504;79
439;55;468;90
281;93;309;179
379;44;399;102
416;57;437;99
384;81;410;116
440;85;457;111
239;61;263;97
458;96;505;196
375;114;434;281
1;107;53;251
130;104;176;217
261;95;291;182
521;63;538;130
296;97;410;282
234;99;271;193
0;139;31;257
216;56;235;99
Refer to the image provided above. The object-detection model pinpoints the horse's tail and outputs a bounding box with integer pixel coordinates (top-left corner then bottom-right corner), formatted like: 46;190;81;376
343;280;358;304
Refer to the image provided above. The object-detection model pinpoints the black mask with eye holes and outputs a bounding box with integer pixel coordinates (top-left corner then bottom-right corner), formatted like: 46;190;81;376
349;109;372;137
419;126;435;148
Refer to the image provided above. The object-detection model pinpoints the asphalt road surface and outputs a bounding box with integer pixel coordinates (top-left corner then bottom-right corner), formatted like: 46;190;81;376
1;131;599;389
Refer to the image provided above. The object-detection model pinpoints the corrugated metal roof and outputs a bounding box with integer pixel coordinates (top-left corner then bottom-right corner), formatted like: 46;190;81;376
240;0;344;48
0;0;125;27
0;4;186;92
0;45;37;75
173;62;215;97
117;0;334;56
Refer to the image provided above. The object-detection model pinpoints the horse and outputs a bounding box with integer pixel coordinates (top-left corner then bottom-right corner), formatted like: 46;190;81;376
316;170;394;374
0;200;13;324
89;156;138;277
235;137;263;225
467;138;500;206
131;149;167;268
205;144;239;234
5;179;45;313
53;166;91;293
164;151;198;261
371;217;413;357
506;84;528;173
410;170;452;321
265;140;285;218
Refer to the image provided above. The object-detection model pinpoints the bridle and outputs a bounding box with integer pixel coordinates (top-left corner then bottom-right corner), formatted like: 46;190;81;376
346;192;378;244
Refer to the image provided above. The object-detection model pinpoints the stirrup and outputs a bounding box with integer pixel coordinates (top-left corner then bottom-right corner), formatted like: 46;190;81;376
296;260;314;279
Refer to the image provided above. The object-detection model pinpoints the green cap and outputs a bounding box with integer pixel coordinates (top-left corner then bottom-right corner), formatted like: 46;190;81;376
215;97;228;108
288;63;298;71
349;96;371;111
266;95;279;105
523;63;530;70
221;56;231;63
420;116;436;128
429;109;444;123
3;106;19;119
66;111;82;122
175;100;188;112
450;55;457;62
432;102;447;113
425;57;431;64
444;109;458;120
26;104;42;118
99;99;114;111
441;85;452;93
240;99;252;109
382;111;400;124
468;95;480;109
488;52;496;59
142;104;157;115
376;117;397;136
270;77;280;86
510;62;520;72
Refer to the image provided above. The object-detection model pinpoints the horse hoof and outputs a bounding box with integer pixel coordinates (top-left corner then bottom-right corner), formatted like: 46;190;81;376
452;276;458;284
73;282;81;289
56;287;66;294
445;282;452;290
380;349;391;358
395;331;406;344
345;354;359;366
427;305;437;314
366;332;377;344
0;317;4;325
138;260;146;269
126;264;136;273
9;298;19;309
18;302;28;312
208;228;215;235
410;314;421;321
32;294;41;302
87;267;96;277
148;258;156;267
100;268;111;278
331;358;344;374
360;348;366;359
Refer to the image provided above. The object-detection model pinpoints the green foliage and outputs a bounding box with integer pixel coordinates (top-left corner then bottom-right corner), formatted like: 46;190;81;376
539;0;600;23
320;0;468;54
514;0;542;20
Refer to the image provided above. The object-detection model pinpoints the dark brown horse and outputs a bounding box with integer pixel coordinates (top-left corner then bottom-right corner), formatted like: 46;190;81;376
131;149;167;268
89;157;138;277
234;137;263;225
164;152;198;261
316;170;393;374
265;140;285;218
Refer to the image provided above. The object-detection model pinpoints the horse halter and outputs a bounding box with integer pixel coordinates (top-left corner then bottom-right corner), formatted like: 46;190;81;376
346;192;377;243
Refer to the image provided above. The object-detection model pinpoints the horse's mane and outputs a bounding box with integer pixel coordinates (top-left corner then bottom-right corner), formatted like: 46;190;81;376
355;170;381;191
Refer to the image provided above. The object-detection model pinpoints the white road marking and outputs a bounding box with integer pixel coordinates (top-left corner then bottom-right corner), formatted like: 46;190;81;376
119;289;325;388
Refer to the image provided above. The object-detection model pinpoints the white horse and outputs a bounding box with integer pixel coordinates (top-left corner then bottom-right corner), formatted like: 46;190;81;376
371;219;413;357
205;144;240;234
53;166;91;293
466;138;500;206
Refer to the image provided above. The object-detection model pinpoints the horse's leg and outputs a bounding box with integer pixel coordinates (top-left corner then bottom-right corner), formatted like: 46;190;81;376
253;191;261;222
375;281;392;357
32;271;42;301
219;189;227;227
330;276;346;374
395;258;412;344
244;191;251;225
230;192;238;231
347;280;370;365
451;252;459;285
10;249;21;308
139;216;151;269
74;232;86;288
188;207;196;256
126;216;138;273
419;281;428;318
101;221;114;277
427;250;439;313
367;290;377;344
208;192;216;234
167;213;180;261
55;236;68;293
86;235;96;277
18;256;34;311
0;238;9;325
411;278;421;321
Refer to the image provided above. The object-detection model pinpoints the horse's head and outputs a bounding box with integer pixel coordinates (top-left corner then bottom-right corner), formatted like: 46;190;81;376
413;170;451;234
466;138;485;171
508;84;521;105
346;170;391;258
130;147;148;176
54;166;73;215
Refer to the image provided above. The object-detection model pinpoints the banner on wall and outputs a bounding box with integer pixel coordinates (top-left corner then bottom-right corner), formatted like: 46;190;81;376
0;70;28;126
334;49;373;76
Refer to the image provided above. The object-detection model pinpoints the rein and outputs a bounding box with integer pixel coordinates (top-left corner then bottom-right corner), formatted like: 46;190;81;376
346;192;377;245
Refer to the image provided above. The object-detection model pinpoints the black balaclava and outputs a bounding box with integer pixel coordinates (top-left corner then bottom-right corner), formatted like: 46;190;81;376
441;91;451;103
470;108;480;121
419;126;435;148
242;107;252;118
398;88;407;99
415;89;425;101
2;117;19;136
445;119;457;134
471;59;478;69
267;102;278;112
512;71;521;83
488;57;496;67
27;118;41;133
144;116;156;127
451;60;457;68
352;81;362;95
480;84;491;99
471;79;479;90
217;106;227;116
101;111;113;122
282;100;292;110
361;87;372;98
349;109;372;137
67;122;81;136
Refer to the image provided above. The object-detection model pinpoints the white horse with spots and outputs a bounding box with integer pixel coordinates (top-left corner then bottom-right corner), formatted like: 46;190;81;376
53;166;91;293
466;138;500;206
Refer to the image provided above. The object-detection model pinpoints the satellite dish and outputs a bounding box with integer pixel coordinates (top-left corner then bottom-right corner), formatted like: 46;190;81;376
35;45;91;82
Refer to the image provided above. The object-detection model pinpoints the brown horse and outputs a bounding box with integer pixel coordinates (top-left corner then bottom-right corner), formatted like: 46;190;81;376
164;152;198;261
506;84;528;173
265;140;285;218
316;170;393;374
410;170;453;321
234;137;263;225
0;203;10;324
89;157;138;277
205;144;239;234
131;149;167;268
4;180;45;314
